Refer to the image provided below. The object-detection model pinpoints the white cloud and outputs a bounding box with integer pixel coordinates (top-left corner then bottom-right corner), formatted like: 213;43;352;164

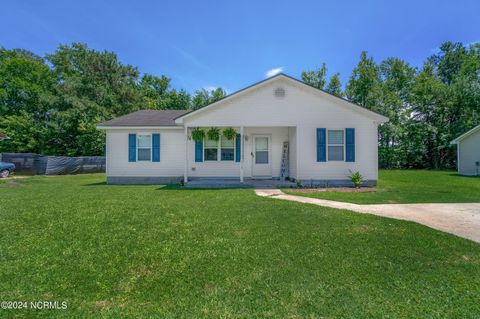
265;67;284;78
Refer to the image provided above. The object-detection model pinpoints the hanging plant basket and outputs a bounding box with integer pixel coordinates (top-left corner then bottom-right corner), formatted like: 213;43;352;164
191;128;205;141
222;127;237;140
206;127;221;141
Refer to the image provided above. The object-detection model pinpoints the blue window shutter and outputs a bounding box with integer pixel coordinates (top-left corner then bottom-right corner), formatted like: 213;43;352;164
316;128;326;162
346;128;355;162
128;133;136;162
195;140;203;162
152;133;160;162
235;133;241;162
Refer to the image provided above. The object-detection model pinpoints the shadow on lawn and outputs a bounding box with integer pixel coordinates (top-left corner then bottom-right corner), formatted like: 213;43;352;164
81;182;242;191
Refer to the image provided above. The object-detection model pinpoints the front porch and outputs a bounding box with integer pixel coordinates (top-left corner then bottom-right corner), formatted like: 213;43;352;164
184;126;297;184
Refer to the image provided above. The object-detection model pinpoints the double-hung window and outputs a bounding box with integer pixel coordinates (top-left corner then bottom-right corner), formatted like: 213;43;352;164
204;137;235;161
204;139;218;161
221;138;235;161
137;135;151;161
328;130;344;161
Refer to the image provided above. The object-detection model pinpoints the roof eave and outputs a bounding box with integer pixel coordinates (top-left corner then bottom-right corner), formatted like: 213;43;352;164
450;125;480;144
175;73;390;124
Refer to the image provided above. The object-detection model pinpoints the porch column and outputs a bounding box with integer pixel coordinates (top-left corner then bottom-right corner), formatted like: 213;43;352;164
184;126;188;184
240;126;244;183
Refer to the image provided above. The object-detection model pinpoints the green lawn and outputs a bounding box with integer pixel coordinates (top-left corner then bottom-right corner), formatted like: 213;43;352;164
284;170;480;204
1;174;480;318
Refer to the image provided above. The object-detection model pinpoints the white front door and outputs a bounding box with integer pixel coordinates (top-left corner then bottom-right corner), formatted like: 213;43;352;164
252;135;271;178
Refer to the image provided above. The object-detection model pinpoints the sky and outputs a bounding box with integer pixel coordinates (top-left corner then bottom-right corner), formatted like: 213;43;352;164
1;0;479;94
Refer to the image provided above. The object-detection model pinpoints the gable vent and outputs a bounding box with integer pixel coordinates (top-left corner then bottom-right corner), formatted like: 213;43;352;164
274;87;286;99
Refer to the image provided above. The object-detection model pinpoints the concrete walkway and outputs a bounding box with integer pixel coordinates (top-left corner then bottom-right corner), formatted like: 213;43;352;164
255;189;480;243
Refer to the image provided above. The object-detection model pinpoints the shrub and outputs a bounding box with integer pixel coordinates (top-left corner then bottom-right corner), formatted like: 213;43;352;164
222;127;237;140
349;170;364;188
191;128;205;141
206;127;220;141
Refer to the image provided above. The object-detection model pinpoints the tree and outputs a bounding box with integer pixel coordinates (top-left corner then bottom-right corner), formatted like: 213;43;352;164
0;48;57;117
325;73;343;97
346;51;381;110
301;63;327;89
139;74;191;110
0;111;43;153
192;87;226;110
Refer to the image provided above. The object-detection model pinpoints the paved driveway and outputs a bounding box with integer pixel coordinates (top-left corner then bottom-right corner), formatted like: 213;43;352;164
256;189;480;243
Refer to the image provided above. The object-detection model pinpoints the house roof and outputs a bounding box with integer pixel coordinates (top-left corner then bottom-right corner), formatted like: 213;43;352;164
450;125;480;144
175;73;389;123
97;110;190;128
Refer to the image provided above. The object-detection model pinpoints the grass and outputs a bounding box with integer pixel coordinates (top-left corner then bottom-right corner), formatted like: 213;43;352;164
0;174;479;318
284;170;480;204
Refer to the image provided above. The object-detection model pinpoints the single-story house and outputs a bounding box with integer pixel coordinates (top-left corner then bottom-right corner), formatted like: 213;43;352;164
97;74;389;185
450;125;480;176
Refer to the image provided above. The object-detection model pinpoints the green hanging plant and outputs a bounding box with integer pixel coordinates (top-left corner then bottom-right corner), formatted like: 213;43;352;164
222;127;237;140
206;127;221;141
191;128;205;141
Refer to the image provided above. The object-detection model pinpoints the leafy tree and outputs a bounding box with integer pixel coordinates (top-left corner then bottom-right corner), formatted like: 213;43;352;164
301;63;327;89
0;111;43;153
346;51;381;110
325;73;343;96
139;74;191;110
192;87;226;110
0;48;57;116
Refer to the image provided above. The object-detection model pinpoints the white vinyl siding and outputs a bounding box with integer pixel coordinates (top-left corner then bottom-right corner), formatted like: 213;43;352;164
457;130;480;176
105;76;383;181
106;129;184;177
183;78;380;181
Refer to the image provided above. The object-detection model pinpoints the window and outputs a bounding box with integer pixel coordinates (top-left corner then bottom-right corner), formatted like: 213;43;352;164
328;130;344;161
137;135;151;161
204;139;218;161
221;138;235;161
204;137;236;161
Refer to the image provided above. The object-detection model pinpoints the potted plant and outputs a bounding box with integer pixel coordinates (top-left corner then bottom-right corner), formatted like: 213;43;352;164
191;128;205;141
206;127;221;141
222;127;237;140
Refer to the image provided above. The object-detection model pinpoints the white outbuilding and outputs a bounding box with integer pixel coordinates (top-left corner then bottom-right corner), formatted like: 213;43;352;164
451;125;480;176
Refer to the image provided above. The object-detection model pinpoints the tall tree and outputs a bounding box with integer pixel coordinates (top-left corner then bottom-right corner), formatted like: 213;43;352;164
192;88;226;110
301;63;328;89
325;73;343;96
377;58;415;168
139;74;191;110
346;51;381;110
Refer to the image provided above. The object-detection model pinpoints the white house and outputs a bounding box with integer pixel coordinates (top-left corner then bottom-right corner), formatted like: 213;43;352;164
97;74;389;186
450;125;480;176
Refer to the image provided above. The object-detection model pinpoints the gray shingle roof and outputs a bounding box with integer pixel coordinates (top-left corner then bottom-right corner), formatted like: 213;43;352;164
98;110;190;127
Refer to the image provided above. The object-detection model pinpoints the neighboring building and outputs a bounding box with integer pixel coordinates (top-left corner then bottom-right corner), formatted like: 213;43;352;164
97;74;389;185
450;125;480;176
0;133;8;141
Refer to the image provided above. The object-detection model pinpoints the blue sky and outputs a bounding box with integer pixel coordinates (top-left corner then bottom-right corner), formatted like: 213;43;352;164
1;0;479;93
